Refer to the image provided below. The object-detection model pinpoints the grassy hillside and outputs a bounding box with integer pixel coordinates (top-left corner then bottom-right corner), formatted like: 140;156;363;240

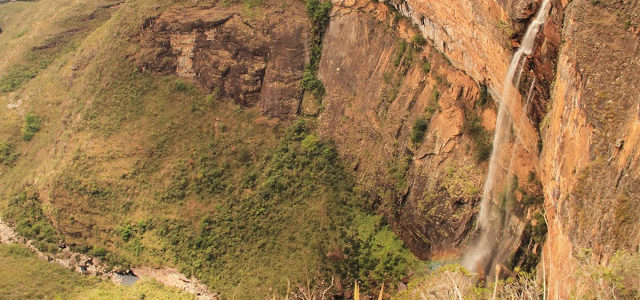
0;243;195;300
0;0;418;297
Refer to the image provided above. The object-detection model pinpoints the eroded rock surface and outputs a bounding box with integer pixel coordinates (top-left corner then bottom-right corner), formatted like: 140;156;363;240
541;0;640;297
136;3;309;119
319;1;491;259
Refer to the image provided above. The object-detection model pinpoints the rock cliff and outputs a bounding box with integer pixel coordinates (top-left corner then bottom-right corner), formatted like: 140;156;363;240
373;0;639;287
318;0;490;259
1;0;639;296
136;2;310;119
541;0;640;297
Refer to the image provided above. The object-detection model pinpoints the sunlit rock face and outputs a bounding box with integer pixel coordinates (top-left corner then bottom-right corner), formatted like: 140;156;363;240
541;0;640;297
367;0;565;272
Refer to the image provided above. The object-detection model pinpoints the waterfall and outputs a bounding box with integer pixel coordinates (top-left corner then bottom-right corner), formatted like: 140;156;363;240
462;0;552;274
525;78;537;112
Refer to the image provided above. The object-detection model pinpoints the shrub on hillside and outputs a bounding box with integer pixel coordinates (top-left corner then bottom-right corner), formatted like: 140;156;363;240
412;34;427;47
421;57;431;74
463;111;492;161
148;119;416;296
0;142;18;165
1;189;63;253
302;0;332;99
410;117;428;144
22;113;41;141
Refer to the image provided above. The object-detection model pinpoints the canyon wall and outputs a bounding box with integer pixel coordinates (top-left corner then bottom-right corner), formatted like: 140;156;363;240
374;0;565;272
318;0;490;259
74;0;640;290
381;0;564;121
135;0;501;261
2;0;639;295
541;0;640;297
390;0;640;291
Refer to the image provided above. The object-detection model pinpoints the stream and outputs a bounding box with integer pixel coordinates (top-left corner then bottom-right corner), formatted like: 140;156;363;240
0;218;216;299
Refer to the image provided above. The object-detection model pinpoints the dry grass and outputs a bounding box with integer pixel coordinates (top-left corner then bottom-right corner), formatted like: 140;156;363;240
0;243;195;300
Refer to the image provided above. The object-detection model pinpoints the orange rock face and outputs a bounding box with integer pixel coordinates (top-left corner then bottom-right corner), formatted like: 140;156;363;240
318;0;495;259
540;0;640;296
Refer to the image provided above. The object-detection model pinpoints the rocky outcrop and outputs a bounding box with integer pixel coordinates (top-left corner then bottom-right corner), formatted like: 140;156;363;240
136;3;310;119
541;0;640;297
318;0;491;259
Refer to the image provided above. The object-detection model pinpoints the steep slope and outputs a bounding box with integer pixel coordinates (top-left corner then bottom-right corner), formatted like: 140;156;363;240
317;0;492;260
2;0;638;297
373;0;561;274
541;0;640;297
135;4;310;119
0;0;417;297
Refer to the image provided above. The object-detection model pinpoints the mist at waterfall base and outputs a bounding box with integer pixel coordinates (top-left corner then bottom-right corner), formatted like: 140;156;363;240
462;0;552;275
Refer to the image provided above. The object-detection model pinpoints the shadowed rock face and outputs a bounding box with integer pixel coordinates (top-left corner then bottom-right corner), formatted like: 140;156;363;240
136;4;309;119
318;0;490;259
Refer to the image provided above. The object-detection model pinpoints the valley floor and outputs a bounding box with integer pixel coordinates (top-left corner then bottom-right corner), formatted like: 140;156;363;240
0;242;196;300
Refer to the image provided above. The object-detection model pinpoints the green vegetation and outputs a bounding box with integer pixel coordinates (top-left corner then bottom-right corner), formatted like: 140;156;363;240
22;112;41;141
221;0;263;9
441;163;481;199
0;243;195;300
497;19;516;42
420;57;431;74
573;249;640;298
397;264;543;299
133;120;416;297
463;109;492;161
428;86;441;109
0;1;416;297
410;85;440;145
381;39;416;109
173;79;193;93
349;213;417;286
435;74;450;87
412;33;427;48
386;151;411;199
302;0;332;99
509;212;547;272
0;1;115;93
1;189;63;253
393;40;410;68
0;66;39;93
410;117;428;144
477;83;492;108
521;174;544;207
502;172;547;272
0;141;18;165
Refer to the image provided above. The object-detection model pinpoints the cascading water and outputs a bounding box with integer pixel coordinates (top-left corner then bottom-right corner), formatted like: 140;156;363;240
463;0;552;274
